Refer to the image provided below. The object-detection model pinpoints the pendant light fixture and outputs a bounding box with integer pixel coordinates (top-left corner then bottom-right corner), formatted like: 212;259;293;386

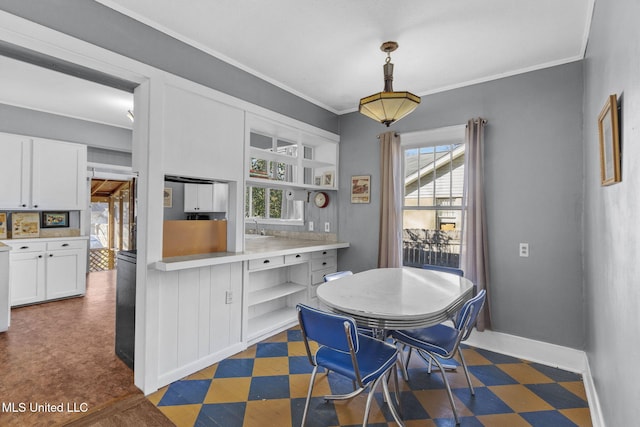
359;41;421;127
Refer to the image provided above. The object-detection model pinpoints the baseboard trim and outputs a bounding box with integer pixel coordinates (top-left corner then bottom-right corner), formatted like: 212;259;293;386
465;329;605;426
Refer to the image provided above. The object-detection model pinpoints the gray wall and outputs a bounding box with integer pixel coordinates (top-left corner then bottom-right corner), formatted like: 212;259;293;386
583;0;640;425
0;103;132;151
338;61;585;349
0;0;339;134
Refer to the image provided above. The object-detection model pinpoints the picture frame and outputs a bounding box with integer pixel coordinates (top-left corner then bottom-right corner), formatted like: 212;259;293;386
12;212;40;238
0;212;6;239
314;176;322;186
41;211;69;228
351;175;371;204
163;187;173;208
322;171;335;187
598;94;621;186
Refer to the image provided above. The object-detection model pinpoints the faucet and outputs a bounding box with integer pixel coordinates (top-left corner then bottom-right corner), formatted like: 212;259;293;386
252;218;259;235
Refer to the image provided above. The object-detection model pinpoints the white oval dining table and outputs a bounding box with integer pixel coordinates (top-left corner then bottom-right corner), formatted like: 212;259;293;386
316;267;475;330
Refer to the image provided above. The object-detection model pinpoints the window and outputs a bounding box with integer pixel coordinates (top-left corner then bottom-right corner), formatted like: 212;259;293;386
245;186;303;224
402;126;466;268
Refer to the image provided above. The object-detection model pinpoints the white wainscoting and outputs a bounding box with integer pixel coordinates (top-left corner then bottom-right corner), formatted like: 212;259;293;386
156;262;243;388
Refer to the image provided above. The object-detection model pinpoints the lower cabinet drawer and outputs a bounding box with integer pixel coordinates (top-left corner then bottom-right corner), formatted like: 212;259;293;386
311;257;337;271
285;253;310;264
311;267;338;285
248;256;284;270
46;240;86;251
4;242;47;252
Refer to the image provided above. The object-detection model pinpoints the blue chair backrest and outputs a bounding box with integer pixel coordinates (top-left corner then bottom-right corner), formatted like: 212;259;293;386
323;270;353;282
455;289;486;340
297;304;359;354
422;264;464;277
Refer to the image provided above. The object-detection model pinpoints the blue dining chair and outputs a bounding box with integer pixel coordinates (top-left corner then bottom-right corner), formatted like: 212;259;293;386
390;289;486;425
296;304;405;427
323;270;353;281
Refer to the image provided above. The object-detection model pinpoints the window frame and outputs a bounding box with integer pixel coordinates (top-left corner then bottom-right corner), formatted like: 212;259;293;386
402;125;466;267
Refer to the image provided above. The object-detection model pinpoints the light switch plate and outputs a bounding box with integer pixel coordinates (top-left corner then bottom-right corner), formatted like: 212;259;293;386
308;221;314;231
324;222;330;232
519;243;529;257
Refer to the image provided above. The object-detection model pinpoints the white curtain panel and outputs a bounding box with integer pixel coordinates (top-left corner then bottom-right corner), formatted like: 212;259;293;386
378;131;403;268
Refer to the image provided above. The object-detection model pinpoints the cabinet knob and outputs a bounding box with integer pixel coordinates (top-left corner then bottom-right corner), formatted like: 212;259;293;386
62;243;69;247
322;262;327;266
38;255;43;258
295;254;301;258
49;254;54;257
20;246;29;250
21;204;26;207
263;259;270;264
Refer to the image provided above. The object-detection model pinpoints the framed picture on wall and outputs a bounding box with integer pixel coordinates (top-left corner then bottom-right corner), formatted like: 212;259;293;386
41;211;69;228
598;94;621;186
0;212;6;239
12;212;40;238
351;175;371;204
164;187;173;208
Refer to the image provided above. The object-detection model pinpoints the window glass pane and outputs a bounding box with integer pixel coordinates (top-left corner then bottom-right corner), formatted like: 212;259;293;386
248;187;265;218
403;140;465;268
250;132;272;150
276;139;297;157
246;186;302;221
403;210;461;268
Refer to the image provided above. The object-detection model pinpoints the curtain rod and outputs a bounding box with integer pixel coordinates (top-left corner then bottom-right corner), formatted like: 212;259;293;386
377;132;399;139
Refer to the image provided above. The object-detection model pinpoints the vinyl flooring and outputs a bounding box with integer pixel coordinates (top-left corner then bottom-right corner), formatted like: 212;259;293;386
149;328;593;427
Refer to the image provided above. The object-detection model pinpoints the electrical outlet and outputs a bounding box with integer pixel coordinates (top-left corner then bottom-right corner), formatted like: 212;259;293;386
225;290;233;304
308;221;314;231
324;222;330;232
519;243;529;257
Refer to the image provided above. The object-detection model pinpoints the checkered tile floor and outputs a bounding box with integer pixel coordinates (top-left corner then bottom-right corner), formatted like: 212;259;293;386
148;328;592;426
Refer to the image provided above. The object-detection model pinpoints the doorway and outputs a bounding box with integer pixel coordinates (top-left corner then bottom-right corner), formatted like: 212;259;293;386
89;178;136;272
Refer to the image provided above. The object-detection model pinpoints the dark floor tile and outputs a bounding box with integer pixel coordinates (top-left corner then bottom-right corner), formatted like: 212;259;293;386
473;348;522;364
196;402;246;427
529;362;583;382
255;341;289;358
468;365;518;386
248;375;290;400
289;355;315;374
453;386;514;416
158;379;211;406
520;409;580;427
213;358;254;378
526;383;588;409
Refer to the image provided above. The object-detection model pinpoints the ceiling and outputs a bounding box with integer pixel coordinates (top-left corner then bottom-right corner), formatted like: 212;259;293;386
0;0;594;128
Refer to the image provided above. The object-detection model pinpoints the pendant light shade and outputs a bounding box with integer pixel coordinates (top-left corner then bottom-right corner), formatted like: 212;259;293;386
359;41;420;127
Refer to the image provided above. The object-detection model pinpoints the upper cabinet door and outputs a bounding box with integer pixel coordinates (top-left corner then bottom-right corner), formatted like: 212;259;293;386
0;133;31;209
31;139;87;210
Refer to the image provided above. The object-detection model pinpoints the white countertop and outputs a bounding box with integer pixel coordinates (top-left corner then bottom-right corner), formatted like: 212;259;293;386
154;237;349;271
0;242;8;252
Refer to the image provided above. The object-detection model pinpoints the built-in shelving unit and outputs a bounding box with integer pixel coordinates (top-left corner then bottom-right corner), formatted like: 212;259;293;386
245;254;310;343
245;113;339;191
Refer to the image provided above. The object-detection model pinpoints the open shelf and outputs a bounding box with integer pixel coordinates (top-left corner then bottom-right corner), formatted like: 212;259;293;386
248;282;306;306
247;307;298;340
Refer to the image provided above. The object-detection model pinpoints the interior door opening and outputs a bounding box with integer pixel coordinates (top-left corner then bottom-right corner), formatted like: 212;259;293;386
89;177;136;272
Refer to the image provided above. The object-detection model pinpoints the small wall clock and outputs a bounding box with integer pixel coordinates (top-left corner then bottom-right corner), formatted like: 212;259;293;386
313;191;329;208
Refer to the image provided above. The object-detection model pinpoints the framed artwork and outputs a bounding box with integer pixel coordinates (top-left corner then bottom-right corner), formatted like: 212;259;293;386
164;187;173;208
0;212;6;239
12;212;40;238
41;211;69;228
314;176;322;186
598;94;621;186
351;175;371;204
322;171;335;187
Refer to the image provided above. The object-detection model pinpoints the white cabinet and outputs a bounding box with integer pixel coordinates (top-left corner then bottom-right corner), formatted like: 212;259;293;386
184;183;229;213
0;247;9;331
310;249;337;305
44;240;87;300
184;183;214;212
6;242;46;306
0;132;87;210
2;238;87;306
245;252;310;343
